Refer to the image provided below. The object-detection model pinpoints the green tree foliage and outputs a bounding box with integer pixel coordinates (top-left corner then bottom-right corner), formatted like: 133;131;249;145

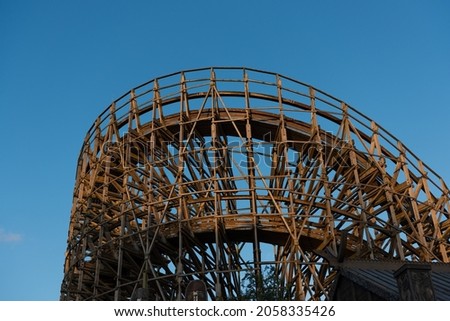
240;265;292;300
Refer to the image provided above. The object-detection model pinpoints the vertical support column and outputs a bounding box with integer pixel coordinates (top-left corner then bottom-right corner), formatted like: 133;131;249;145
129;89;141;131
114;201;126;300
208;69;223;300
153;80;164;125
243;71;262;298
176;74;188;301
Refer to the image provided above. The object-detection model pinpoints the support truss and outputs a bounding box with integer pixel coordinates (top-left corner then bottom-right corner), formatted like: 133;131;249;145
61;67;450;300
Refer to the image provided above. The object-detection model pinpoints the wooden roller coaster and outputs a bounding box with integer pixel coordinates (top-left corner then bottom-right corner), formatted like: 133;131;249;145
60;67;450;300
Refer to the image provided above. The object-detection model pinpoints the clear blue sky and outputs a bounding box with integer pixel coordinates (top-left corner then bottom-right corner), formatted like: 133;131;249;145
1;0;449;300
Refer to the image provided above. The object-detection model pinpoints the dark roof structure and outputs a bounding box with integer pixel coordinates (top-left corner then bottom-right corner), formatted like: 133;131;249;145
329;260;450;300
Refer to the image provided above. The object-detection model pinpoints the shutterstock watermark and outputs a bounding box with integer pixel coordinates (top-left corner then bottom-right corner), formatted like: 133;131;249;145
100;130;351;172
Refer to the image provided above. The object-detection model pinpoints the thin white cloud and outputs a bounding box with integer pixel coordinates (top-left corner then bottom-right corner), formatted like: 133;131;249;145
0;228;22;243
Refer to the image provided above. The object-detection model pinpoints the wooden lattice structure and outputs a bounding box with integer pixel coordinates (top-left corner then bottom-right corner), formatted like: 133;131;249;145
60;67;450;300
